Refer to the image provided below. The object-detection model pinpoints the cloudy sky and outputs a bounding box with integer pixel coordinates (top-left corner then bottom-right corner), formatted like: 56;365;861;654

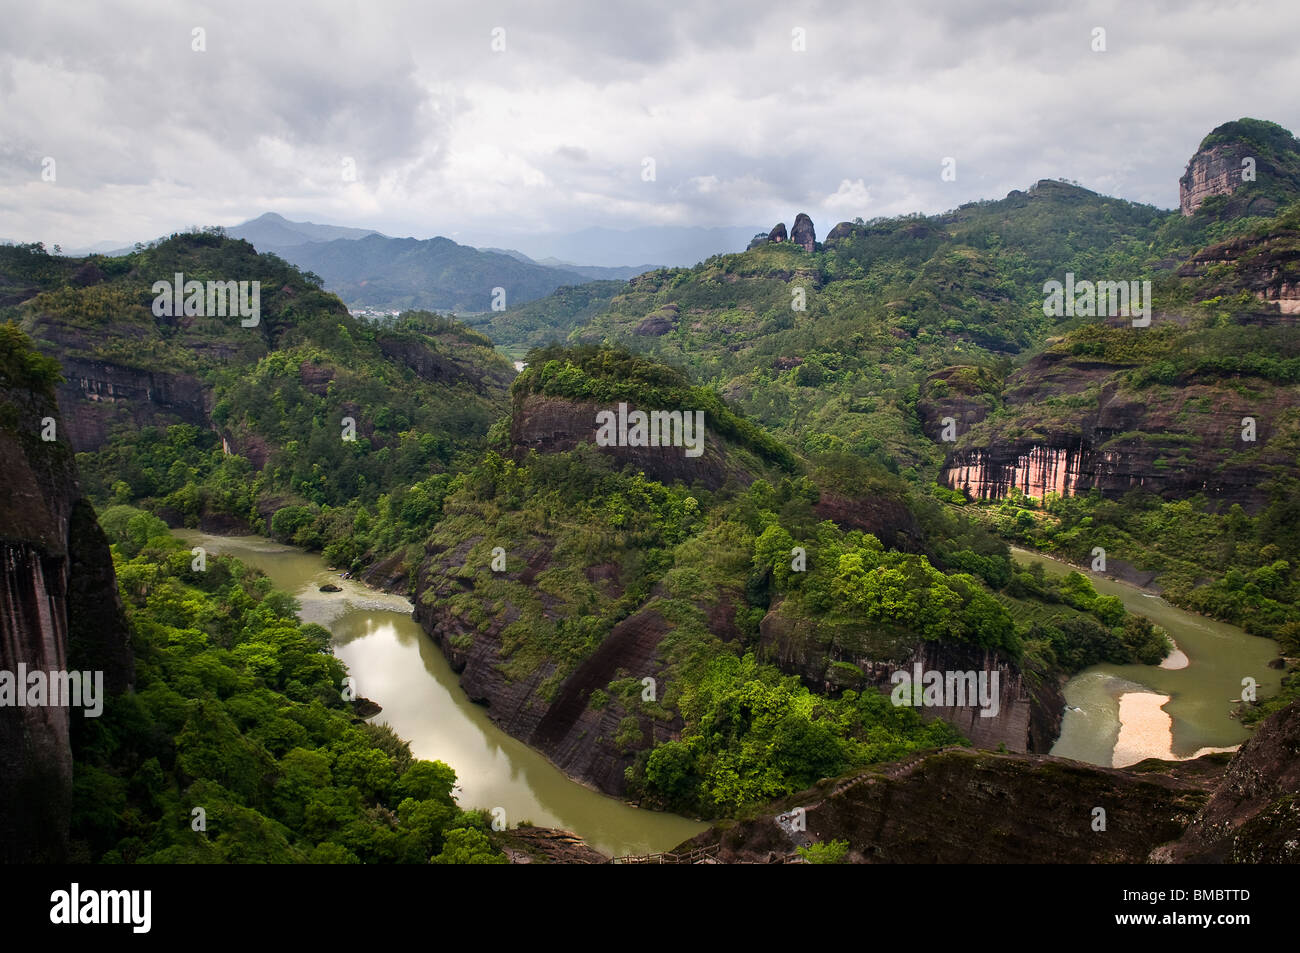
2;0;1298;255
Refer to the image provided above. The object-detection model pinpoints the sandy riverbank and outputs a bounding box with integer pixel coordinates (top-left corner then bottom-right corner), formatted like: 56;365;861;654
1112;692;1239;768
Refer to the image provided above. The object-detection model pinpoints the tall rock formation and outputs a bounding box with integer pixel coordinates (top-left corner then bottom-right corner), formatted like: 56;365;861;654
791;212;816;252
1179;118;1300;217
0;325;133;862
767;222;788;243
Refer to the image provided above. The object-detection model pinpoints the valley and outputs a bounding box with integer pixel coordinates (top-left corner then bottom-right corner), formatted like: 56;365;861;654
4;115;1300;866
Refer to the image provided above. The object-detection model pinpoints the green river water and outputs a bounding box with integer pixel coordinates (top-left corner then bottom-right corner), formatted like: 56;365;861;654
174;530;707;858
1013;547;1282;767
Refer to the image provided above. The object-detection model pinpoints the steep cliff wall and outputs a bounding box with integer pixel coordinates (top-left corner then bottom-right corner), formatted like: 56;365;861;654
1178;119;1300;218
759;603;1063;754
1180;142;1256;217
0;336;133;861
1178;228;1300;316
55;355;208;452
937;347;1289;507
412;565;679;796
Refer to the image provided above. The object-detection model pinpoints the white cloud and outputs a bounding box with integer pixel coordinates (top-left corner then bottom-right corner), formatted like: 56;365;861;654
0;0;1297;249
823;178;870;213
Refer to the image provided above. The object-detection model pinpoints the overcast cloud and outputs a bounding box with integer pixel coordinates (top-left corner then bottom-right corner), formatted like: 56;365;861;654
2;0;1298;252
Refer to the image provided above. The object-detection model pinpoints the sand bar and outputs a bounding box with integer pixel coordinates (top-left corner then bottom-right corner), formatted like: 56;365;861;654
1112;692;1238;768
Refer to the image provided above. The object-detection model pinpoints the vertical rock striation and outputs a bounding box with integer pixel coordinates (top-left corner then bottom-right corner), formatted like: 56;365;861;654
1180;142;1255;216
0;332;133;861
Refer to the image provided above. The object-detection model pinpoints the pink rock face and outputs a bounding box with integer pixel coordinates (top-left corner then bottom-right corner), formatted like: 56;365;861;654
945;446;1091;500
1260;279;1300;314
1179;144;1250;216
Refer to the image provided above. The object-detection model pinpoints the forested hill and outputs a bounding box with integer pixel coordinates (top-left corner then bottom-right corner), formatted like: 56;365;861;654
277;233;594;313
479;118;1300;657
1;231;515;577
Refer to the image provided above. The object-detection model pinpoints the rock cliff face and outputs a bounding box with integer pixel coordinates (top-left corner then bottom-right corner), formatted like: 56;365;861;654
790;213;816;252
936;345;1289;508
413;570;681;797
376;332;513;394
945;442;1094;499
1178;229;1300;315
55;356;208;452
0;352;133;862
1180;142;1256;216
1154;700;1300;863
759;605;1062;753
1178;118;1300;217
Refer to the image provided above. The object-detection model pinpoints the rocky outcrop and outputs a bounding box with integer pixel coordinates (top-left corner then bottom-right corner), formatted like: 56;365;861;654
0;344;133;862
412;573;681;797
917;366;999;444
791;213;816;252
1178;118;1300;217
1154;700;1300;863
678;746;1225;863
376;334;509;394
1181;142;1257;216
754;217;816;251
1178;229;1300;316
759;608;1063;754
811;492;922;552
679;699;1300;863
633;304;679;336
499;827;609;864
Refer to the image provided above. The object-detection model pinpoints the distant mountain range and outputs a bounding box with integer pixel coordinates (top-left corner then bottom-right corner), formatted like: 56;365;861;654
223;214;673;312
42;213;765;313
277;234;601;313
227;212;383;249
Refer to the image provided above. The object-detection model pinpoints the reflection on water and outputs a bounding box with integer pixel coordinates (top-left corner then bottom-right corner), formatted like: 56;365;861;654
174;530;706;857
1012;547;1281;767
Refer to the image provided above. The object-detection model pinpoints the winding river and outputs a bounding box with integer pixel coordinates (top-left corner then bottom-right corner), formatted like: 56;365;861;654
174;530;706;857
1011;547;1283;768
172;530;1279;850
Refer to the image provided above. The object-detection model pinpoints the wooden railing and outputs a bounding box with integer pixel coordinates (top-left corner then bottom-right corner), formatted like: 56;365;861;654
611;843;721;864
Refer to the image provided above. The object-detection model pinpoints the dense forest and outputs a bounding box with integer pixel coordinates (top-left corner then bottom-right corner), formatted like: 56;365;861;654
72;507;504;863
